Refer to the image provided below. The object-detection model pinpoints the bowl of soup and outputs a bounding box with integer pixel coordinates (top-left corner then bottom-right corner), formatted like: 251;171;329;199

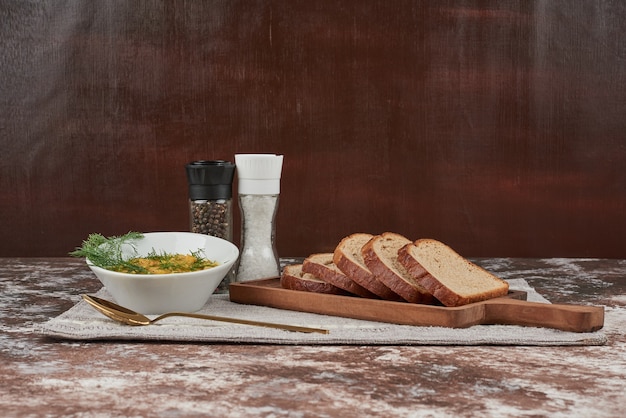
84;232;239;314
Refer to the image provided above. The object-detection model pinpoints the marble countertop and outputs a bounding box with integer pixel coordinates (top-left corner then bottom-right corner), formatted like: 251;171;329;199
1;257;625;417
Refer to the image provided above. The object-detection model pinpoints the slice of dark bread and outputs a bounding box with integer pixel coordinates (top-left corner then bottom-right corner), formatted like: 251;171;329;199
302;253;378;299
280;264;348;295
397;239;509;307
361;232;435;304
333;233;403;301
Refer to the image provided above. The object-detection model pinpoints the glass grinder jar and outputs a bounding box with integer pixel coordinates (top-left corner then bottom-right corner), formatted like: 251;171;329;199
234;154;284;282
185;160;236;292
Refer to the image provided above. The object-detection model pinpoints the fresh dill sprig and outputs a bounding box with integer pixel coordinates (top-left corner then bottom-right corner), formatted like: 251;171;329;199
189;249;212;270
71;232;219;274
69;232;148;273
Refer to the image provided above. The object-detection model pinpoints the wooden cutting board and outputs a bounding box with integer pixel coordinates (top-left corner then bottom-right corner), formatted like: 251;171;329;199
229;278;604;333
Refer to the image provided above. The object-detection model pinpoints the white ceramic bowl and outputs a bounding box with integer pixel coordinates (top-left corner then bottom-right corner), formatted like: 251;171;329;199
86;232;239;314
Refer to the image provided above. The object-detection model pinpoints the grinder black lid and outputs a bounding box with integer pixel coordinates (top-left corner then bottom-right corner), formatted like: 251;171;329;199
185;160;235;200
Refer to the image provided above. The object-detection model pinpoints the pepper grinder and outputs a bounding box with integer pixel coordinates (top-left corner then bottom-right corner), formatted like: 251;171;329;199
185;160;236;292
235;154;284;282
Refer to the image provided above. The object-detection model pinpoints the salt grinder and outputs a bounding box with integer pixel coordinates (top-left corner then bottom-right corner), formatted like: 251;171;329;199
235;154;284;282
185;160;236;292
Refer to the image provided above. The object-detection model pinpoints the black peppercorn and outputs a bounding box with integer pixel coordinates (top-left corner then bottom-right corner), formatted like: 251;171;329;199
190;199;231;240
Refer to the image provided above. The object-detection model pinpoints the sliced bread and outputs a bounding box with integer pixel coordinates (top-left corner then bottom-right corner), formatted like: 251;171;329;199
333;233;403;301
361;232;435;304
397;239;509;307
302;253;378;299
280;264;348;295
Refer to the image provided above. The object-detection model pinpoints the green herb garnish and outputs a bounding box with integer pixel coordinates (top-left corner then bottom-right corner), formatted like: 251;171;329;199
69;232;149;273
70;232;219;274
132;248;218;274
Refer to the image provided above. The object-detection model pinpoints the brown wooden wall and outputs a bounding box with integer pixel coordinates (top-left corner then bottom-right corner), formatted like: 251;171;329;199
1;1;625;258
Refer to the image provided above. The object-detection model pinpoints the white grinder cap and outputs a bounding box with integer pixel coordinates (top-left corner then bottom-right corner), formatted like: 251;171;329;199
235;154;284;195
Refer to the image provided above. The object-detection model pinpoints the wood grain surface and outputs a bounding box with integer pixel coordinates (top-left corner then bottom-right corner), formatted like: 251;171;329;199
229;278;604;333
1;1;624;257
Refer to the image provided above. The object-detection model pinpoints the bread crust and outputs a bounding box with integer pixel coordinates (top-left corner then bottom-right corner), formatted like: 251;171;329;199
361;233;435;304
280;264;348;295
333;233;403;301
397;239;509;307
302;253;378;299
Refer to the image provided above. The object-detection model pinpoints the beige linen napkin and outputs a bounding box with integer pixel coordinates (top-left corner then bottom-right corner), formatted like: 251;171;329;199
37;279;607;345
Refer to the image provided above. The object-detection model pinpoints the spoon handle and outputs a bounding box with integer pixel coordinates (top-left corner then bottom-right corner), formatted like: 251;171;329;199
153;312;329;334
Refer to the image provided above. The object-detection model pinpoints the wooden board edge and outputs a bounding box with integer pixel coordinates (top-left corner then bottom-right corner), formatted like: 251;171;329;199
229;278;528;328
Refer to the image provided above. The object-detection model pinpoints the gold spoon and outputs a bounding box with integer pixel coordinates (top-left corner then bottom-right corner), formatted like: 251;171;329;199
82;294;328;334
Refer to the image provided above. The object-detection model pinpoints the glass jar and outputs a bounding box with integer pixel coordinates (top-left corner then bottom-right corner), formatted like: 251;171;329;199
234;154;283;282
237;193;280;281
189;198;233;241
185;160;236;292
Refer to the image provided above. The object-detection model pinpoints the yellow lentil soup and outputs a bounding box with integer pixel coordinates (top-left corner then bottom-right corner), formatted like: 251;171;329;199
114;252;219;274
